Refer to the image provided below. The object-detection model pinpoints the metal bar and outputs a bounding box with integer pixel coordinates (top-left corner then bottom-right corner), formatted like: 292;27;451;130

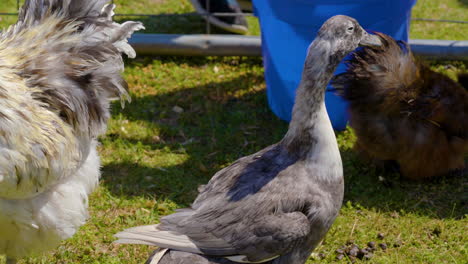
129;34;468;60
129;34;261;56
409;39;468;60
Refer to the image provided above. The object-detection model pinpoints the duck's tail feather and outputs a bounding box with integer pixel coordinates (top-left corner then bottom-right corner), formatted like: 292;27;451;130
114;224;204;254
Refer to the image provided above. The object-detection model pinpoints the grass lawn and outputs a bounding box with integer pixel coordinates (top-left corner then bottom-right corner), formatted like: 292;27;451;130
0;0;467;263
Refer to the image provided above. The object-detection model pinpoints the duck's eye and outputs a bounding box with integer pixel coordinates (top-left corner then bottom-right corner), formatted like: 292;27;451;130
347;26;354;32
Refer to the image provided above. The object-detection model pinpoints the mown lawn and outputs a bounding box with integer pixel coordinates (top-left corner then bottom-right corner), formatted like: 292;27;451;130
0;0;467;263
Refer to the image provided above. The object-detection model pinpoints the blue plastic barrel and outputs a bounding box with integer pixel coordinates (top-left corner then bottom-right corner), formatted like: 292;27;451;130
252;0;417;130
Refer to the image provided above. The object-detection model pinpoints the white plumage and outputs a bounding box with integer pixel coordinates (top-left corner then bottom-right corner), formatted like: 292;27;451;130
0;0;143;262
0;142;100;258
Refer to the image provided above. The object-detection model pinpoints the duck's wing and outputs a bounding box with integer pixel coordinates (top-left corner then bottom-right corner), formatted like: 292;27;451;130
116;144;312;263
116;212;310;263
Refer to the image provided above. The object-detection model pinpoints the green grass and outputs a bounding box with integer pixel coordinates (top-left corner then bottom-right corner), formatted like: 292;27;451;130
411;0;468;40
0;0;467;263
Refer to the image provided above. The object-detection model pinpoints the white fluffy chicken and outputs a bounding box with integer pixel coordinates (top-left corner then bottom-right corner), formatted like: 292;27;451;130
0;0;143;263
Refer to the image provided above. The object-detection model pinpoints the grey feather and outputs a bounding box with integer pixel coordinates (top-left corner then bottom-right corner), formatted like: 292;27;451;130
115;225;203;253
116;224;236;255
115;15;379;264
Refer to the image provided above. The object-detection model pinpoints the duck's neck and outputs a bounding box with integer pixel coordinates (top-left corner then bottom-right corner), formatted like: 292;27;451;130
282;39;344;157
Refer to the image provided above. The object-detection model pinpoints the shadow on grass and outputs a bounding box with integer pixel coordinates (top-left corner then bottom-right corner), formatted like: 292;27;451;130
101;61;286;205
102;56;466;219
124;55;263;73
339;149;467;219
458;0;468;7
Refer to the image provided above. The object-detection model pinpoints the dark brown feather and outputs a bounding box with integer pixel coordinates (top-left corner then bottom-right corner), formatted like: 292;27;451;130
458;73;468;90
332;32;468;180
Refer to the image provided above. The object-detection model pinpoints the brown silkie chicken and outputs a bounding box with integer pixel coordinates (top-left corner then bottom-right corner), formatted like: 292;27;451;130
332;32;468;180
0;0;143;263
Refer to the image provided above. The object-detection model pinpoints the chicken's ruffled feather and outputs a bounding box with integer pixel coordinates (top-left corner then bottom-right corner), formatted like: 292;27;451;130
0;0;143;259
332;33;468;179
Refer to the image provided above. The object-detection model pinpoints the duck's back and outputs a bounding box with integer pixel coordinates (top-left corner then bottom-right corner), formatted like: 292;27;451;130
118;143;343;264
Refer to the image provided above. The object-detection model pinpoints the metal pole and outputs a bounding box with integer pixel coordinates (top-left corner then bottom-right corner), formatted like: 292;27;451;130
409;39;468;60
130;34;261;56
129;34;468;60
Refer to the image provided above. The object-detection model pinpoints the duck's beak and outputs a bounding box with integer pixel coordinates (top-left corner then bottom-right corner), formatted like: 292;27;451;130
359;31;381;47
